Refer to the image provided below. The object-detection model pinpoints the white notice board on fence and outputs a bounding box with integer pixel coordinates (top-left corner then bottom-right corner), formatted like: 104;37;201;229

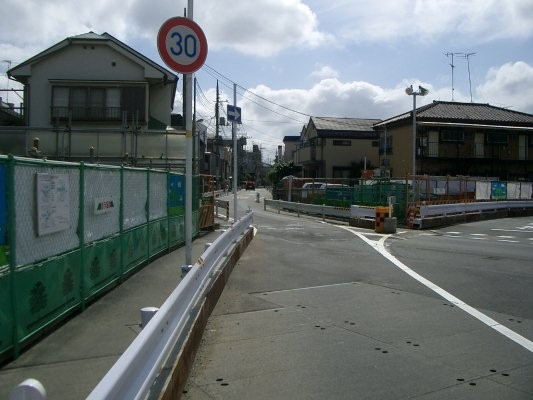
36;173;70;236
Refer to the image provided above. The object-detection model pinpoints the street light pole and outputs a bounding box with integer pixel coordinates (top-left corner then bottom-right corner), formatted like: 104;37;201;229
405;85;429;178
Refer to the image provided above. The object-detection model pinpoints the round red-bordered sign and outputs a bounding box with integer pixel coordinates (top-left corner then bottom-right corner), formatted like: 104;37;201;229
157;17;208;74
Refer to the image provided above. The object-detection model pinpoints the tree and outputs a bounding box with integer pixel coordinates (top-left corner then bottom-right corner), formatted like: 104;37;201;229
267;160;299;187
350;159;375;179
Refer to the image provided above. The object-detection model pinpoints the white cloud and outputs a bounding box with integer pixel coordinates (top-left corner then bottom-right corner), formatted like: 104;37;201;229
234;60;533;158
310;66;339;79
236;78;435;157
1;0;135;62
2;0;531;65
329;0;533;44
195;0;332;56
1;0;332;64
476;61;533;112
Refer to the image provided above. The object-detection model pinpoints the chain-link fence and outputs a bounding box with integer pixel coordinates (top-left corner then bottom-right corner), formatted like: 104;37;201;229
0;155;200;361
273;177;409;221
273;176;532;225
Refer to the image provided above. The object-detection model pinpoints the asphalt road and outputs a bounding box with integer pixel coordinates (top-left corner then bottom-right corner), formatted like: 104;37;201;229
388;218;533;320
183;188;533;399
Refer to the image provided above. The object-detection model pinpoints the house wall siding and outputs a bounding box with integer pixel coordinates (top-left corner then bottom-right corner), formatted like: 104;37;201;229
388;125;413;177
322;138;378;176
26;43;174;127
383;124;533;179
149;83;173;126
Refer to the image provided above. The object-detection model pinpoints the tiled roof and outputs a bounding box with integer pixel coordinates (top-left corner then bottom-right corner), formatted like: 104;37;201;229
311;117;381;139
420;102;533;124
283;136;300;142
69;32;105;40
375;101;533;127
312;117;381;131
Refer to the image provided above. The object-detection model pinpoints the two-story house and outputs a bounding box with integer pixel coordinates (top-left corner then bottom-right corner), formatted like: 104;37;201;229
373;101;533;180
6;32;181;166
295;116;381;178
282;135;299;162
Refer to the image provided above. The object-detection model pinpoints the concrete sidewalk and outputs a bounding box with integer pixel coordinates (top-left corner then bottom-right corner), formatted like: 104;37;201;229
0;227;227;400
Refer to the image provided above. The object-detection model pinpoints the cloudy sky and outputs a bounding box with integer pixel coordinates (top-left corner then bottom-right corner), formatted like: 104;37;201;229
2;0;533;161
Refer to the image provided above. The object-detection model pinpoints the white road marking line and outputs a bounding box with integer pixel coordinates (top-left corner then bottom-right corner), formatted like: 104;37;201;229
492;228;533;233
497;235;516;239
470;233;487;236
340;226;533;353
497;239;519;243
262;282;357;294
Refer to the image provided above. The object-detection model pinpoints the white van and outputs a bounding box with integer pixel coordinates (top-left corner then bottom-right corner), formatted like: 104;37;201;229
301;182;327;198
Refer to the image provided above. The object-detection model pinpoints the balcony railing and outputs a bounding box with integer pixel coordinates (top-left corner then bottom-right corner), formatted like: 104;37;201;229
51;106;122;122
423;142;488;159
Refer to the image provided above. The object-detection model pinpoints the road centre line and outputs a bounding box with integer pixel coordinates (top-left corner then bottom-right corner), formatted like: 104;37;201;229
340;226;533;353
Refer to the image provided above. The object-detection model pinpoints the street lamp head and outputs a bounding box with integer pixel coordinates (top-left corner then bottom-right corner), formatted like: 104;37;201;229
418;86;429;96
405;85;414;95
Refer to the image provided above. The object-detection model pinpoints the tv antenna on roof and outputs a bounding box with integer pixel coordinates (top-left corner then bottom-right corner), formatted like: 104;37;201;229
460;52;477;103
444;52;462;101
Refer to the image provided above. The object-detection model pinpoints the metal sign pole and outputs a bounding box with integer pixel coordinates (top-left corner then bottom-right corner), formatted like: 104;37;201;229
157;2;206;268
185;0;194;265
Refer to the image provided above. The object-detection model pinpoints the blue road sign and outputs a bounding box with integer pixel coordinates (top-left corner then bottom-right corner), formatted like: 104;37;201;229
227;104;242;124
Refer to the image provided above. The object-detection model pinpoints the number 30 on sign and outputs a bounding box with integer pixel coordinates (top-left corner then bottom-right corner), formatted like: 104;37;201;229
157;17;208;74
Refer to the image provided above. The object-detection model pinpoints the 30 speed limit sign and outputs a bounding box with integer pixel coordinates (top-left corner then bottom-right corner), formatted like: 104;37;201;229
157;17;208;74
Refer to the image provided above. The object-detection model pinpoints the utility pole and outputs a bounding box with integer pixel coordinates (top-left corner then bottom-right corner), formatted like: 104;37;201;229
193;76;197;174
215;80;220;188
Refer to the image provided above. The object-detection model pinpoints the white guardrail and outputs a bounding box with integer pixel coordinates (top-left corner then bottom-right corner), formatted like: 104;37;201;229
265;199;533;228
264;199;351;219
417;200;533;219
85;211;254;400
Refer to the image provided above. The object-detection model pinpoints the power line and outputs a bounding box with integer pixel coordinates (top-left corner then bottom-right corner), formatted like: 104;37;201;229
195;80;214;106
198;63;387;159
202;64;309;120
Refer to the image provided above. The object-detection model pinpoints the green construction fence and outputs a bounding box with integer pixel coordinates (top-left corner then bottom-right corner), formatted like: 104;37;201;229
0;155;200;360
